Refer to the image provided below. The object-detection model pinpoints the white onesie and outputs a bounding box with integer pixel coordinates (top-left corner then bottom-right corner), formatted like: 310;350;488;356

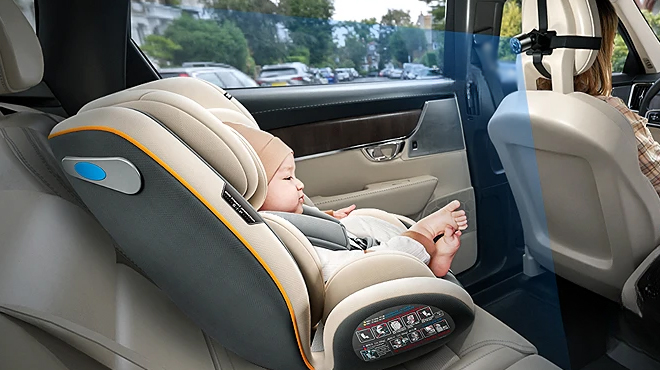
313;215;430;281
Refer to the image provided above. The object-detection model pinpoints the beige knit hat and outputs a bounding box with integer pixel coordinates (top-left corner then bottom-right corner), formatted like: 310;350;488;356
225;122;293;183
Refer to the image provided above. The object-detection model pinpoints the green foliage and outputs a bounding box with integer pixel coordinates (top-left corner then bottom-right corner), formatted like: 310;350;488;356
279;0;335;65
141;34;182;67
287;46;311;64
612;33;628;73
206;0;286;66
164;15;249;72
498;0;522;62
388;26;427;64
344;35;367;69
418;51;438;67
381;9;412;27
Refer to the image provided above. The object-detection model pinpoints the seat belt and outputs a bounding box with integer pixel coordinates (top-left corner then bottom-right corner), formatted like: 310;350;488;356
0;304;165;370
510;0;601;78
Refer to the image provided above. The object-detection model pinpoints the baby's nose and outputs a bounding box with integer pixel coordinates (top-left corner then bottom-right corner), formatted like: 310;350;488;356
296;178;305;190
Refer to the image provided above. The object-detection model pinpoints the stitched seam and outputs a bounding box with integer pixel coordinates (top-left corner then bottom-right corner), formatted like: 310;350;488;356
459;340;536;357
252;93;440;114
22;128;83;203
25;127;88;210
455;347;505;370
314;178;437;205
1;128;61;197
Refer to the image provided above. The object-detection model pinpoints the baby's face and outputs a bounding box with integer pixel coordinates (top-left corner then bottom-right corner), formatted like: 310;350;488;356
260;153;305;214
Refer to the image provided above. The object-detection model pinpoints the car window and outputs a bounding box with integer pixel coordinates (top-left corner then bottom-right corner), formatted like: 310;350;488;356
216;70;243;88
499;0;631;74
231;71;259;87
14;0;35;29
195;72;225;88
130;0;446;89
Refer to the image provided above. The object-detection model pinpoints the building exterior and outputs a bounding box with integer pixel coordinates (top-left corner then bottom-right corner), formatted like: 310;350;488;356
130;0;209;47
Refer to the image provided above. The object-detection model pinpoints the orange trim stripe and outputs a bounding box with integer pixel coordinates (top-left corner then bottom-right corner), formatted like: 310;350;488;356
49;126;314;370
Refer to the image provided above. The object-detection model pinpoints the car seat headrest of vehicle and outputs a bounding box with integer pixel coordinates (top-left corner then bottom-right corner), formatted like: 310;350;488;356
515;0;601;93
0;0;44;94
77;88;269;208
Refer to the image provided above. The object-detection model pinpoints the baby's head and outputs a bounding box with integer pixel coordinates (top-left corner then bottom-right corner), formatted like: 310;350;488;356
226;122;305;214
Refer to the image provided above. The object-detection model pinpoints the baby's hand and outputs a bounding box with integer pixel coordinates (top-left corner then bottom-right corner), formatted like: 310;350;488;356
428;226;462;277
333;204;356;220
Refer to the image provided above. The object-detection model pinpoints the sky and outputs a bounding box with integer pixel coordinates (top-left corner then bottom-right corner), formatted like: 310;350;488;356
332;0;432;23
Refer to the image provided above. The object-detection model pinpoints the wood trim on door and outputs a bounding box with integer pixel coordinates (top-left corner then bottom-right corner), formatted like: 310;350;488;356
269;110;421;157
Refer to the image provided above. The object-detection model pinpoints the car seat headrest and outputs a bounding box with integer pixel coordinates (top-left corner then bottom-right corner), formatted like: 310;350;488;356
0;0;43;94
81;77;260;128
77;87;268;208
516;0;601;93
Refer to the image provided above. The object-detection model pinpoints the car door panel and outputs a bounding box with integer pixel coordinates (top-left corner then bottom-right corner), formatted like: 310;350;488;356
233;80;478;274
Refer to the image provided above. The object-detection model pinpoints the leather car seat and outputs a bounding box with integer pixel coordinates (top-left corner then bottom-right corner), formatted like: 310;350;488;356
489;0;660;301
0;0;559;369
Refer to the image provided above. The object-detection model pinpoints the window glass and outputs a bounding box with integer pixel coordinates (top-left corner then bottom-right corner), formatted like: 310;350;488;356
14;0;35;29
229;71;259;87
216;71;242;88
130;0;447;89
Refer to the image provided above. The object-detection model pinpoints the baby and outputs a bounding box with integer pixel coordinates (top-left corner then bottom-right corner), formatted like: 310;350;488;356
227;122;468;280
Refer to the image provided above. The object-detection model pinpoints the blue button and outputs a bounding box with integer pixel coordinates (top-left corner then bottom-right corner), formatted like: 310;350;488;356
74;162;106;181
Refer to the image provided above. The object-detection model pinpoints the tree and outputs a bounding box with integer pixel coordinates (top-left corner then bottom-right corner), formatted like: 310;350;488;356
164;15;250;71
381;9;412;27
498;0;522;62
141;34;182;67
279;0;335;65
344;35;368;69
206;0;287;66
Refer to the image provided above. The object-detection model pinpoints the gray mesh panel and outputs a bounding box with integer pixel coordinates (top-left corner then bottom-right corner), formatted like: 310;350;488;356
50;130;309;370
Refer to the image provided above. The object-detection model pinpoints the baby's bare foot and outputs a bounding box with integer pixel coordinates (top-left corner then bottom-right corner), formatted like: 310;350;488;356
428;226;462;277
412;200;467;241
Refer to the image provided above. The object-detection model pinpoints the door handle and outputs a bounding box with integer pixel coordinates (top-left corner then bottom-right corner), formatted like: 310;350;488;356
362;140;404;162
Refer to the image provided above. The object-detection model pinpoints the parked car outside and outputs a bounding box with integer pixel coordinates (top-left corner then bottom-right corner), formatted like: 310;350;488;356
335;68;354;81
257;62;320;86
159;65;258;89
320;69;335;83
405;66;443;80
388;68;403;79
402;63;426;79
349;68;359;78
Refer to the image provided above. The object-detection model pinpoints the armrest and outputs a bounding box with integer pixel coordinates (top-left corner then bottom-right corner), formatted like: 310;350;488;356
321;277;474;370
311;176;438;216
323;251;435;322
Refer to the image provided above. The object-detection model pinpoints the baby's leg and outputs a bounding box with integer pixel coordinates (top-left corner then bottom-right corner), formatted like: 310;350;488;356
428;226;462;277
410;200;467;243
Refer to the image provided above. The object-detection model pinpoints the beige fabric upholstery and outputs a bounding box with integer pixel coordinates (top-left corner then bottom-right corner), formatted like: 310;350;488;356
323;251;435;321
0;0;43;94
490;0;660;301
261;212;326;326
520;0;600;93
80;77;259;129
72;89;268;209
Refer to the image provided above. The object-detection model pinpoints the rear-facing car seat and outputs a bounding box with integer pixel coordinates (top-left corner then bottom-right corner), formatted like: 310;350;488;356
1;1;559;368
